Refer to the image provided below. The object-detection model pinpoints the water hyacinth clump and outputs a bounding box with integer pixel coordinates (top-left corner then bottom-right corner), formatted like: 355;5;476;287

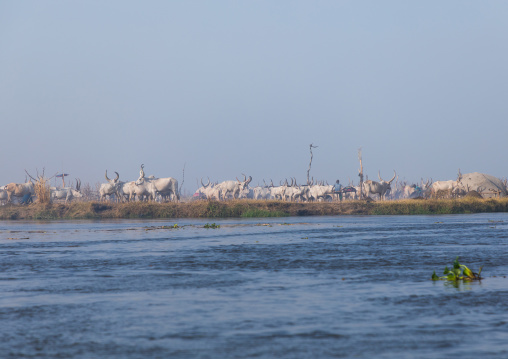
432;256;483;281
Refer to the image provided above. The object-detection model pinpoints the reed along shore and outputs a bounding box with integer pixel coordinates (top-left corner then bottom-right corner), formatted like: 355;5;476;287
1;198;508;220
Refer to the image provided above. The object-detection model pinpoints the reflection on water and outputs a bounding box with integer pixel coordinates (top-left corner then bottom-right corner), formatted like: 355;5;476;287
1;214;508;359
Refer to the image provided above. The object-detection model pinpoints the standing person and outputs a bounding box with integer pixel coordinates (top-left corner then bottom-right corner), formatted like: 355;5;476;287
333;180;343;202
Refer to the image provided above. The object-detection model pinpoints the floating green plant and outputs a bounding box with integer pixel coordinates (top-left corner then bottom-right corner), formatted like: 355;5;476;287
432;256;483;281
204;223;220;229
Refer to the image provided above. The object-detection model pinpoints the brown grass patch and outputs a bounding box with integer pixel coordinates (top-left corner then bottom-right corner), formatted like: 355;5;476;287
1;198;508;220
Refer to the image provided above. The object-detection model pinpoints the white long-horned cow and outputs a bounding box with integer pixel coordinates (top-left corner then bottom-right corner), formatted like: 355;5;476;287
51;179;83;203
217;174;252;200
309;185;334;202
135;164;180;202
363;170;396;200
100;171;125;201
124;165;155;201
283;178;309;202
196;178;221;200
0;187;7;204
431;170;463;198
116;165;156;202
3;180;35;203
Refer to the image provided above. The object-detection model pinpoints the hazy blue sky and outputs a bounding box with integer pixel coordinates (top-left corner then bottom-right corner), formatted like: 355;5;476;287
1;1;507;192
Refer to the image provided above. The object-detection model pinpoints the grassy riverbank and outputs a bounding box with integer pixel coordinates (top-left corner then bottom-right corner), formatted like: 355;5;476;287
1;198;508;220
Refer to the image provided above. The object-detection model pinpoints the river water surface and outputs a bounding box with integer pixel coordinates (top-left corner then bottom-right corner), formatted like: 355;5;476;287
1;214;508;358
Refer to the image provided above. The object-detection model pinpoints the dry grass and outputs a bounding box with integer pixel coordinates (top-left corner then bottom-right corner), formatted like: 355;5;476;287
1;198;508;220
371;197;508;215
33;177;51;204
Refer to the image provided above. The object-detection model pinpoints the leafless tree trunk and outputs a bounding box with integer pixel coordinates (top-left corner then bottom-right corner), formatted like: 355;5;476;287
358;148;364;200
179;163;186;199
307;144;318;185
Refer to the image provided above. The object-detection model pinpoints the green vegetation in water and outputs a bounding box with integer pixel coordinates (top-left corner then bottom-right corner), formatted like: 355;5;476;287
204;223;220;229
158;224;180;229
145;224;180;230
432;256;483;281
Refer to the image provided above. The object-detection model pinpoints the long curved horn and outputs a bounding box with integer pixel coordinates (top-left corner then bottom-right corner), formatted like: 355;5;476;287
140;164;145;179
114;172;119;181
201;178;205;187
246;176;252;185
241;173;247;182
105;170;110;181
25;169;36;182
388;170;396;184
378;171;383;182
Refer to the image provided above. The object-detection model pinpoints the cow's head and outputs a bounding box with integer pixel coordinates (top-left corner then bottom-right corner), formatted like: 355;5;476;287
378;170;397;192
105;170;120;185
236;174;252;190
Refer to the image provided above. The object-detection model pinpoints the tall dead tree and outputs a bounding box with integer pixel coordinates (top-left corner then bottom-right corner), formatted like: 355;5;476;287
307;143;318;185
179;163;186;199
358;148;364;200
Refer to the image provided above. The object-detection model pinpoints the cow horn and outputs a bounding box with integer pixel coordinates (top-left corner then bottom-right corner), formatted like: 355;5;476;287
105;170;110;181
378;171;383;182
388;170;396;184
241;173;247;182
114;172;119;181
25;169;36;182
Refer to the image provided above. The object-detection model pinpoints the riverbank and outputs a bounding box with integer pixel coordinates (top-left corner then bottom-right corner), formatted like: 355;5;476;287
1;198;508;219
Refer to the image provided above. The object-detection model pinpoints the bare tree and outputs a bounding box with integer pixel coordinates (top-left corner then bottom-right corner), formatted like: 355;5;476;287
307;143;318;185
179;163;186;199
358;148;364;200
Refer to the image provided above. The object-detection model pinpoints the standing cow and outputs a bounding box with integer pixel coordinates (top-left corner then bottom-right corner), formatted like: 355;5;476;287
3;180;35;203
216;174;252;200
363;171;396;200
51;179;83;203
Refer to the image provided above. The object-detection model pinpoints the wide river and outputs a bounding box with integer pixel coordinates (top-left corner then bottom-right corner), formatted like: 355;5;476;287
1;214;508;359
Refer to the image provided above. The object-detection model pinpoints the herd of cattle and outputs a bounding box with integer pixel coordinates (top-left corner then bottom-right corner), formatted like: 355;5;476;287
1;166;507;204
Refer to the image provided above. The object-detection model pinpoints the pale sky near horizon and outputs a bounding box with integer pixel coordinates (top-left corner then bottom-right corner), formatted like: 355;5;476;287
1;1;507;193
